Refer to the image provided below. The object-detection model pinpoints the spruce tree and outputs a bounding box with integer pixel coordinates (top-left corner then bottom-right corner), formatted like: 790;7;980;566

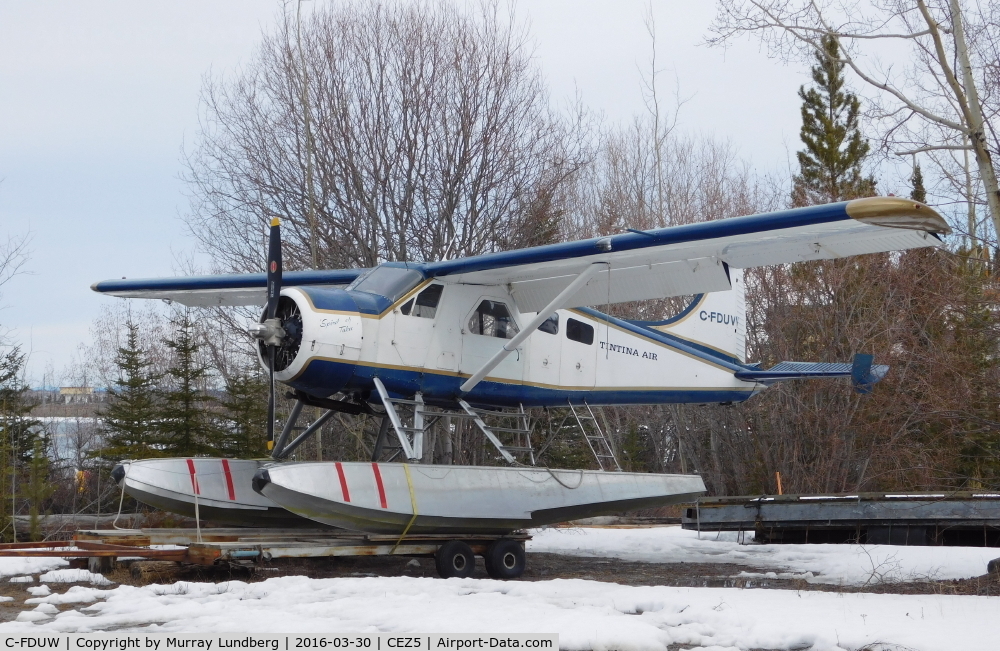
0;345;42;541
97;319;163;464
219;366;269;458
26;437;53;542
792;35;876;205
0;345;41;464
910;162;927;203
159;311;221;456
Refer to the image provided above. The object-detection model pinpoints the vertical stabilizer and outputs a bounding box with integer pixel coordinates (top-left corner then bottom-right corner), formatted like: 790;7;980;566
649;268;746;363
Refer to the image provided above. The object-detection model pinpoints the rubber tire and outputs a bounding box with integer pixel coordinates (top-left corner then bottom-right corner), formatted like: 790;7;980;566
435;540;475;578
483;539;525;579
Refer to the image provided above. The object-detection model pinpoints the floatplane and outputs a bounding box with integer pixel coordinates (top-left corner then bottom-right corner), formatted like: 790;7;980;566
95;198;948;548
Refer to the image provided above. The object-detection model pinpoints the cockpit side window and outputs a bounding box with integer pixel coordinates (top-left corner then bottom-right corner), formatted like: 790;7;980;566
346;265;423;303
538;313;559;335
400;284;443;318
467;300;520;339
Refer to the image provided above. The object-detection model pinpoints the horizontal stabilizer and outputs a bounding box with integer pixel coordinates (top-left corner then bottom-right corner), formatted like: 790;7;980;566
735;354;889;394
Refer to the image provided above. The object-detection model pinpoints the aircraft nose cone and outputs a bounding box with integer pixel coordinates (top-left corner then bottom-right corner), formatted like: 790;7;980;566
110;464;126;485
251;468;271;494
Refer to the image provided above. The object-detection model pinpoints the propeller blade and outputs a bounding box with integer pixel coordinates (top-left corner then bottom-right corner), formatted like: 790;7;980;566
266;217;283;320
267;347;276;449
263;217;282;452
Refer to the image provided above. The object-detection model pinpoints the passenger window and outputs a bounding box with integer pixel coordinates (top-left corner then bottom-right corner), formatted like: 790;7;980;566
566;318;594;345
468;300;520;339
401;284;442;318
538;313;559;335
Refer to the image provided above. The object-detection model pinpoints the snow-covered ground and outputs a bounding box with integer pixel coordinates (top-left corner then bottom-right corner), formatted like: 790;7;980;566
0;526;996;651
529;525;999;585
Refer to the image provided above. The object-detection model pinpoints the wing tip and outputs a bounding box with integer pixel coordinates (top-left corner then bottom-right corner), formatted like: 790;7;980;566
846;196;952;235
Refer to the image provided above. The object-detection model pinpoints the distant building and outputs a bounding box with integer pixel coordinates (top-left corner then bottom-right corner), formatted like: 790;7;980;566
58;387;99;404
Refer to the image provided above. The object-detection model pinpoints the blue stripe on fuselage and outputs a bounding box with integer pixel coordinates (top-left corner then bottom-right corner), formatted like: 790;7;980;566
288;358;755;409
574;306;744;368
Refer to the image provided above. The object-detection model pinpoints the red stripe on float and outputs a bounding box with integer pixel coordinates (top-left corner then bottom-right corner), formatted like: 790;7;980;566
186;459;200;495
221;459;236;501
335;462;351;502
371;463;387;509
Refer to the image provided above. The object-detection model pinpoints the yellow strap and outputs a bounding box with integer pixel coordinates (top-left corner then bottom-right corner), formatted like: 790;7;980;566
391;463;419;554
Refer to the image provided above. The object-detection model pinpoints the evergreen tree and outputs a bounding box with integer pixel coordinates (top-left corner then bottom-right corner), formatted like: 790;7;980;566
0;345;42;464
0;345;42;541
25;437;53;542
219;365;269;458
910;162;927;203
792;35;876;205
159;311;221;456
97;319;163;464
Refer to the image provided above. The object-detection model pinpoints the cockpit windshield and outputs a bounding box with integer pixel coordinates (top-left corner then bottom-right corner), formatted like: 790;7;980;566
346;265;424;303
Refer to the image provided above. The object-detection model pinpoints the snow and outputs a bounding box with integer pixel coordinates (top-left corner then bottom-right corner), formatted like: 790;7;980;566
38;569;113;585
0;575;994;650
26;585;50;596
528;525;1000;585
26;585;108;605
0;558;66;579
0;526;994;650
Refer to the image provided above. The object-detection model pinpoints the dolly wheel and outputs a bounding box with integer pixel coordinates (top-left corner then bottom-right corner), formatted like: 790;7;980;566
435;540;475;578
483;539;525;579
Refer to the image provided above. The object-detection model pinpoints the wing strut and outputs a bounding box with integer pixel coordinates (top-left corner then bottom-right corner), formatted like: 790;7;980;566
459;262;605;394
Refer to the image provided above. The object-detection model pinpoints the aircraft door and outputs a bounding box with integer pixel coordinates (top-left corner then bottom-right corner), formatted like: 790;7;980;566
392;283;444;368
561;314;598;391
459;295;525;388
424;284;462;375
528;311;562;389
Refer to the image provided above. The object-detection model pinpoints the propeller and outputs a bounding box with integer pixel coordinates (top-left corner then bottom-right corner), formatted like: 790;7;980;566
249;217;285;451
265;217;283;449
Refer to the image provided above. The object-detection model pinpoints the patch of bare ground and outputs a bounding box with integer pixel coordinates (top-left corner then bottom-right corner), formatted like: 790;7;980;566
0;551;996;623
87;551;1000;596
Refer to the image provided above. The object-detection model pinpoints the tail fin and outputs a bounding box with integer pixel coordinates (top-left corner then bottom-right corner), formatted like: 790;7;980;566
645;268;747;363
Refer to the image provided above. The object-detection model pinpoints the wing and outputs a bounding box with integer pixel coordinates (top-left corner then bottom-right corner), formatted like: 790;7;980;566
424;197;950;312
91;269;366;307
92;197;948;310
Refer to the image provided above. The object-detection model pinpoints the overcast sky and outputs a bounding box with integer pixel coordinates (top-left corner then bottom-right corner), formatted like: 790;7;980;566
0;1;819;385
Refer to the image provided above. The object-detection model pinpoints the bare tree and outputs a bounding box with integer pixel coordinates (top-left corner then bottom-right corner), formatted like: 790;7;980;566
709;0;1000;243
184;0;591;274
0;231;30;304
78;302;171;390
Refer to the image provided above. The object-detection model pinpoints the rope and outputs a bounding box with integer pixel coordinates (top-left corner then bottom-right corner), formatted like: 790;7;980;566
545;466;584;489
390;463;419;554
194;490;202;544
191;467;203;544
112;465;128;530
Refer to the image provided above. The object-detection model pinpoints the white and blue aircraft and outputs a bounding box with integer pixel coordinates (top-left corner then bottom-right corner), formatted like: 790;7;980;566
95;197;949;551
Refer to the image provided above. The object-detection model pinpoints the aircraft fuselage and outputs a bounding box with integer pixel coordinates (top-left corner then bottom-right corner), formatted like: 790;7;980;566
264;272;759;409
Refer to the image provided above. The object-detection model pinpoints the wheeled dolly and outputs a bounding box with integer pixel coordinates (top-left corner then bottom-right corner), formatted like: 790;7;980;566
434;538;526;579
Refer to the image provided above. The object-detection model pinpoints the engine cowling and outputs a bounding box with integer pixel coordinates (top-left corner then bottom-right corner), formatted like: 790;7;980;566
256;287;364;397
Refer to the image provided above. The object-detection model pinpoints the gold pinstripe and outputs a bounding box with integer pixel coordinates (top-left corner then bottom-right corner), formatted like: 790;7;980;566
288;356;755;393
